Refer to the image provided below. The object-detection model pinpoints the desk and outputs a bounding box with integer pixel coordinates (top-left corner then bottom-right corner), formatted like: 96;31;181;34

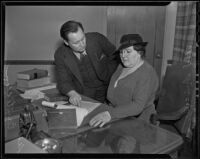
33;96;183;155
49;118;183;155
5;137;47;153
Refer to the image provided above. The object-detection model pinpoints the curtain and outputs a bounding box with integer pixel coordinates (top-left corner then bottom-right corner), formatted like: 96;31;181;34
172;2;196;141
173;2;196;66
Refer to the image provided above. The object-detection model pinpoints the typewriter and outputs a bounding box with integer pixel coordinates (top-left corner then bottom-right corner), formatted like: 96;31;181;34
4;85;48;142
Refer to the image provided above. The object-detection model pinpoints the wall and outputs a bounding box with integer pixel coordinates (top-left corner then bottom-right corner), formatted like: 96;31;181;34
5;6;107;60
4;4;178;85
161;2;178;79
4;6;108;84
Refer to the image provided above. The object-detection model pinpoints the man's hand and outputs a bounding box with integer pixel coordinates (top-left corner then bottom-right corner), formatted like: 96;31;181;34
89;111;111;128
67;90;82;106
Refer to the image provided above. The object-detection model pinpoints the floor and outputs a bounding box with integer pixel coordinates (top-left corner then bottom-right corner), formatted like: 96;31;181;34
159;124;196;159
178;141;196;159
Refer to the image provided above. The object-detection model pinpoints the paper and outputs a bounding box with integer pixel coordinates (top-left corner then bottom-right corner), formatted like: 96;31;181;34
20;83;56;101
20;90;44;100
55;100;101;113
25;83;56;93
54;101;68;105
80;101;101;114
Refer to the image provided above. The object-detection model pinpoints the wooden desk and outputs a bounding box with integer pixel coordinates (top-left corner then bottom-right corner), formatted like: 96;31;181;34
5;137;47;153
53;117;183;155
33;96;184;155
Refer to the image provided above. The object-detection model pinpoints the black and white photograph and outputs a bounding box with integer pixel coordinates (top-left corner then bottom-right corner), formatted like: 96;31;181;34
1;1;198;159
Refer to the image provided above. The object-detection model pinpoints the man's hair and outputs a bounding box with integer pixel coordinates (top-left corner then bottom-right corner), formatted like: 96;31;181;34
133;45;146;59
60;20;84;41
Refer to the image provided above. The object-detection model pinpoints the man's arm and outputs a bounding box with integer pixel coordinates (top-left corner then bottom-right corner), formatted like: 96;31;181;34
54;49;75;95
54;49;84;106
95;33;119;82
95;32;117;60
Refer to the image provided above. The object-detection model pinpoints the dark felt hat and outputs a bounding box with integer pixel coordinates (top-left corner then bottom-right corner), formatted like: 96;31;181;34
118;34;148;51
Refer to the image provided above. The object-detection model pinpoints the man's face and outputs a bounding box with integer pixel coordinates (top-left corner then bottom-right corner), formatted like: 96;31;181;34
65;27;86;53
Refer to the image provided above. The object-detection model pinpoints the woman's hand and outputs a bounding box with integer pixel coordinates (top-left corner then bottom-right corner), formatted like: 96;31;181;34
67;90;82;106
89;111;111;128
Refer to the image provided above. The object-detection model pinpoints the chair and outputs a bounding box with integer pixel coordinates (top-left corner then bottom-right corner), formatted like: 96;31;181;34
151;61;196;139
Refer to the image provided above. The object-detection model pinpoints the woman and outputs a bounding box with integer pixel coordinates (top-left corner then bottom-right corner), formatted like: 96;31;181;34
89;34;159;127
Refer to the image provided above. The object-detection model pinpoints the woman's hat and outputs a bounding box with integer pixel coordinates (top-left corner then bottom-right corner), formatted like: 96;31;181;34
118;34;148;51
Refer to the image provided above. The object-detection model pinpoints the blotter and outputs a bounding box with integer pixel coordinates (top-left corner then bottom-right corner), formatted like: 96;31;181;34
45;100;101;129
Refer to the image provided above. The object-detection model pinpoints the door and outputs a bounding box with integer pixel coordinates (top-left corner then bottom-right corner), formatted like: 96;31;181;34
107;6;166;79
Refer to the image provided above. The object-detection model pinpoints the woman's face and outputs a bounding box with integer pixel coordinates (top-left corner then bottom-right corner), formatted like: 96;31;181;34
120;46;141;68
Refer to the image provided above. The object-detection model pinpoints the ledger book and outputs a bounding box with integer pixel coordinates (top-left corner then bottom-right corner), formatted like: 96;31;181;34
17;68;48;80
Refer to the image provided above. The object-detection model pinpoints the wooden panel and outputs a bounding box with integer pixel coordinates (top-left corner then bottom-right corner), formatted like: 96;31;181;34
107;6;166;78
5;60;55;65
154;7;166;79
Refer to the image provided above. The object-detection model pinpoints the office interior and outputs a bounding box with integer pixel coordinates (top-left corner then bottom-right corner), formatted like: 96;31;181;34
2;2;198;158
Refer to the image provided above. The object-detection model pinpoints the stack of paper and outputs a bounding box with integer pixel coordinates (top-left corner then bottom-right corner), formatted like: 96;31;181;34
20;83;56;101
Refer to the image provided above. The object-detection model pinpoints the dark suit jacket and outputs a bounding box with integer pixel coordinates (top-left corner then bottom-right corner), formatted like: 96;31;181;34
54;32;118;96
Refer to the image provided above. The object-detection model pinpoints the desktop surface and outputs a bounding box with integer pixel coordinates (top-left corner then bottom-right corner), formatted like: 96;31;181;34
53;117;183;154
4;95;183;155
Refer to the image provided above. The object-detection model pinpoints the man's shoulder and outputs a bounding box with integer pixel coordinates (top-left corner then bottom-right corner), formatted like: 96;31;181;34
55;43;70;56
86;32;106;39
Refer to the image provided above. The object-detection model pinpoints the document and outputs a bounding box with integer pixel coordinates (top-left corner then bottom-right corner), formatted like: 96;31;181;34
20;83;56;100
20;90;45;100
80;100;101;114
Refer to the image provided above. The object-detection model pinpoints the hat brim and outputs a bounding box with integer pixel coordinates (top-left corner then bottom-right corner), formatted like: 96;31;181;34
118;42;148;51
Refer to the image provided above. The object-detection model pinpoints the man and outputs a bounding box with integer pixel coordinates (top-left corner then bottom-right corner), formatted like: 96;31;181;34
54;20;118;106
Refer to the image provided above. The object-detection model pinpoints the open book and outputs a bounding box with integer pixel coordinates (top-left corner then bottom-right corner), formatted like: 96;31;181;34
44;100;101;128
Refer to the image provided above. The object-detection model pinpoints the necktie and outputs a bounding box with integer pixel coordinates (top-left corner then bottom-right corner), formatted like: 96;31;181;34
80;53;84;60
